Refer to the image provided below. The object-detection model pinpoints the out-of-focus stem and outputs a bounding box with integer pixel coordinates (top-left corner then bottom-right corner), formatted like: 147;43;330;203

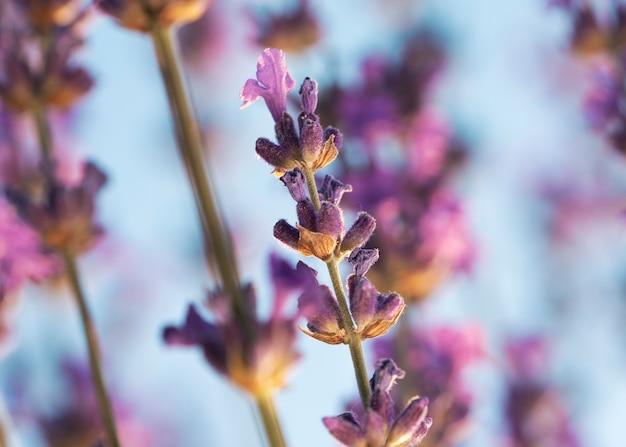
148;23;251;331
255;394;287;447
32;101;52;162
301;166;371;408
61;251;121;447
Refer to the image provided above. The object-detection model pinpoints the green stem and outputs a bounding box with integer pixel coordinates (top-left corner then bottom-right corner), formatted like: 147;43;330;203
301;166;371;408
62;251;121;447
148;23;250;330
255;394;287;447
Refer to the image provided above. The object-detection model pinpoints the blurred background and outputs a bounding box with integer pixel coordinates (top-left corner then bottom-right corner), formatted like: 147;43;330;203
2;0;626;446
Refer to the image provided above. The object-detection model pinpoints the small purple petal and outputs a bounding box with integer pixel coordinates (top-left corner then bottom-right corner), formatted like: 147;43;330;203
341;212;376;254
348;275;377;330
280;169;307;202
298;284;342;334
387;397;430;447
324;126;343;150
275;113;301;154
348;248;379;277
369;359;405;422
296;200;317;230
317;202;344;239
299;113;324;163
240;48;296;122
273;219;300;250
269;253;313;315
323;413;366;447
299;77;318;114
256;137;293;170
319;175;352;205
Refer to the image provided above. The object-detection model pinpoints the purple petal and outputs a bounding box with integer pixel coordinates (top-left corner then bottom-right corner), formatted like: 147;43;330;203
348;248;379;277
280;169;308;202
387;397;430;447
319;175;352;205
299;113;324;164
348;275;377;330
273;220;300;251
340;212;376;254
323;413;366;447
240;48;296;122
297;285;342;334
369;359;405;423
317;202;344;239
269;253;314;315
299;77;318;114
256;137;293;171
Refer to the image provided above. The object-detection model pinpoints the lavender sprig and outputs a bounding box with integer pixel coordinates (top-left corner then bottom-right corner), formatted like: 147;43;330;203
241;48;408;409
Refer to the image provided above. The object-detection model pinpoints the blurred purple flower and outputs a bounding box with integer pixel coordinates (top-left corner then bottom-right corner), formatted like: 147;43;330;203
504;337;581;447
248;0;320;53
164;254;310;397
6;160;107;255
323;359;432;447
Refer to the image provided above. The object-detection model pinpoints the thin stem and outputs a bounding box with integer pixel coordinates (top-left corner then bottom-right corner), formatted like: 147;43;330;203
301;166;371;408
61;251;121;447
32;100;52;162
255;394;287;447
149;23;250;331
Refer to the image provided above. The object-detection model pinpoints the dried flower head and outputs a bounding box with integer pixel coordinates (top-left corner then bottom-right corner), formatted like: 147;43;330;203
7;161;107;255
98;0;210;31
323;359;432;447
164;255;310;397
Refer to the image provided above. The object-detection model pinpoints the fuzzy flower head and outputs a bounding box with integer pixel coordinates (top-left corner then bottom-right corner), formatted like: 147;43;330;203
7;161;107;255
97;0;210;31
0;12;93;113
273;170;375;262
296;251;404;344
373;325;483;447
323;359;432;447
250;0;320;53
242;49;341;175
164;255;311;397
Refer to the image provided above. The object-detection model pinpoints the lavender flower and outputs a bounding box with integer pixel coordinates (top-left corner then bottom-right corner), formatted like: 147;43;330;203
273;170;375;262
7;161;107;255
0;8;93;112
323;359;432;447
14;0;81;31
98;0;210;31
241;50;340;175
373;325;483;447
164;254;310;397
296;252;405;344
249;0;320;53
504;337;581;447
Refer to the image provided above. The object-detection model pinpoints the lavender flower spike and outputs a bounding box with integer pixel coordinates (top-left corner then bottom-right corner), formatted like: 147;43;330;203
323;359;432;447
240;48;296;122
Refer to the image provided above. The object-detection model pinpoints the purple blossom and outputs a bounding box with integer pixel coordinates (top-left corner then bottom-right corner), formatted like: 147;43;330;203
373;325;483;447
504;337;581;447
323;359;432;447
164;255;309;396
240;48;296;122
248;0;320;53
243;50;339;175
7;161;107;255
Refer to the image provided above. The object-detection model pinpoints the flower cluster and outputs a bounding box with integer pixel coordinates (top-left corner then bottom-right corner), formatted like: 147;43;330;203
164;254;310;397
0;0;93;113
323;359;432;447
373;325;483;447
